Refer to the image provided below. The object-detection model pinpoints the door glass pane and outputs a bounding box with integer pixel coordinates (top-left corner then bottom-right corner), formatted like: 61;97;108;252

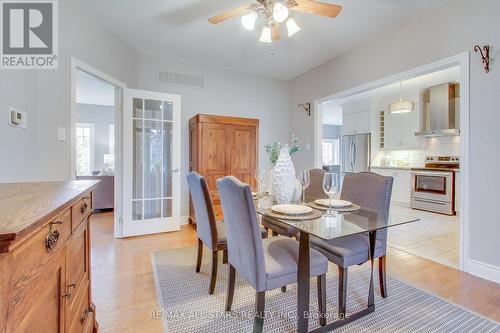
163;101;173;121
133;120;143;199
133;201;142;221
163;122;173;197
133;98;143;118
163;199;172;218
416;175;446;194
144;120;162;199
145;100;162;120
144;200;162;219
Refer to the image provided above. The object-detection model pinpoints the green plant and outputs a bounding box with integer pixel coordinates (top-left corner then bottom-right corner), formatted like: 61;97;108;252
265;135;301;165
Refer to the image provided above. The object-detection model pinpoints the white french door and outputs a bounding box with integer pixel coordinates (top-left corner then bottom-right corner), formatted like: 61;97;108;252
123;89;181;237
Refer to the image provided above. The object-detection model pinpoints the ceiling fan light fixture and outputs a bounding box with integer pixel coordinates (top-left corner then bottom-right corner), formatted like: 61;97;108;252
286;18;301;37
273;2;289;23
259;26;272;43
241;11;258;30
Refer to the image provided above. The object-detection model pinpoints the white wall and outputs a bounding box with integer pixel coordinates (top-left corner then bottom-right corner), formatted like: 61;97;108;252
290;0;500;271
0;0;138;182
76;104;115;172
137;53;291;217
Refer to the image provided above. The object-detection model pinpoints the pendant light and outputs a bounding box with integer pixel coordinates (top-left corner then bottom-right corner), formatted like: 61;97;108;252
389;82;414;114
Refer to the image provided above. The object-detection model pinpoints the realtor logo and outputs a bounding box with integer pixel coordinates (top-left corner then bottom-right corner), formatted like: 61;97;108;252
1;0;58;69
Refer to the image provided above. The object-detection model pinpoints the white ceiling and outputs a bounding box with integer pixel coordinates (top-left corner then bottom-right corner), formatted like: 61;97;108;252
76;70;115;106
76;0;448;80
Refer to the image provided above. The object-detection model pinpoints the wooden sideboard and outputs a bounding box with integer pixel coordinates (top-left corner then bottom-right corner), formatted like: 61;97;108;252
0;181;99;333
189;114;259;222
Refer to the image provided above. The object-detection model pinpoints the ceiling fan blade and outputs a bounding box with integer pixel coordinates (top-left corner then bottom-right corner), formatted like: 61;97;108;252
271;23;280;41
290;0;342;18
208;3;257;24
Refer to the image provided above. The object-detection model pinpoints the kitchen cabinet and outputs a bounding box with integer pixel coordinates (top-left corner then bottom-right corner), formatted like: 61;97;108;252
384;109;424;150
342;110;371;135
371;168;411;204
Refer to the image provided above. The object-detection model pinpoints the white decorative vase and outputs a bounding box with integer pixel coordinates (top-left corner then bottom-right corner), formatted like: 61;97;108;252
272;146;296;204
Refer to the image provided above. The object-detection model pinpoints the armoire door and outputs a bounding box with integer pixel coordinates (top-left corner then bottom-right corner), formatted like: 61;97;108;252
229;125;257;190
201;123;230;191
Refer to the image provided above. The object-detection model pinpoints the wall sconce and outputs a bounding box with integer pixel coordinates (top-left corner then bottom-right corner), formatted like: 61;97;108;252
298;103;311;116
474;44;490;73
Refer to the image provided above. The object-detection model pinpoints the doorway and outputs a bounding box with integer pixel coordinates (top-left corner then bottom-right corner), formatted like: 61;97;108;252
313;53;470;271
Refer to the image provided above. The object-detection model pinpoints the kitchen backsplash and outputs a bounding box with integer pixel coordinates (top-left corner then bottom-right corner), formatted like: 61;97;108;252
373;136;460;167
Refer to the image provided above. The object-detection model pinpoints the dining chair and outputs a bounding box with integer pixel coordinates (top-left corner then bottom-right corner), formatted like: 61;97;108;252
310;172;393;318
217;176;328;333
187;172;268;295
262;168;327;238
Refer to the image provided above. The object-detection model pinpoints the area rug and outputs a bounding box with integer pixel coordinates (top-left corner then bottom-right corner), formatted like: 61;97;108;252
151;247;500;333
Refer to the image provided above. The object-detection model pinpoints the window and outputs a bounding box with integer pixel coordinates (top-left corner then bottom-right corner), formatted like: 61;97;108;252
76;123;95;176
322;138;340;166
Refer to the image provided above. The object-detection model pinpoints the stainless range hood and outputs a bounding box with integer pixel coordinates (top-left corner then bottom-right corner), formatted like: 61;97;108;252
415;82;460;137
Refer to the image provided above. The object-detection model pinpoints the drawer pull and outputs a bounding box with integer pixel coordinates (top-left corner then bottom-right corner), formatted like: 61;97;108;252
80;202;88;214
62;283;76;298
45;223;60;251
80;306;94;324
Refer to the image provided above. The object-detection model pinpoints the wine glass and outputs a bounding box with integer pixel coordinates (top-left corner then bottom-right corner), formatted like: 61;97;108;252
322;173;339;216
255;169;268;193
298;170;311;204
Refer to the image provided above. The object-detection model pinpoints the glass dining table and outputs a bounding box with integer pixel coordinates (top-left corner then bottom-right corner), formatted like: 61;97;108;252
255;195;420;333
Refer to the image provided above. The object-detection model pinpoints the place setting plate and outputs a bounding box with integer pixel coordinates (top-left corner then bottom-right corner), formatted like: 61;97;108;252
265;204;322;221
308;198;361;212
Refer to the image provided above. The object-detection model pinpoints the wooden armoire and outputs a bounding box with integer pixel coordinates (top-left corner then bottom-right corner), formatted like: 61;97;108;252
189;114;259;222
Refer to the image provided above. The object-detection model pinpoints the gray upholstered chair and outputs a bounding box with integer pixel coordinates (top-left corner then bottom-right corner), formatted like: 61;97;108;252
310;172;393;318
187;172;268;294
305;168;327;200
262;168;327;238
217;176;328;332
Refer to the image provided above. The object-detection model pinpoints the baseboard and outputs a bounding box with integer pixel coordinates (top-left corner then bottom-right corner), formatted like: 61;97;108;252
467;259;500;284
180;216;189;225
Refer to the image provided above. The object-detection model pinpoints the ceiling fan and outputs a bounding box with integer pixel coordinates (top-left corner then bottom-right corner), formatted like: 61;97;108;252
208;0;342;43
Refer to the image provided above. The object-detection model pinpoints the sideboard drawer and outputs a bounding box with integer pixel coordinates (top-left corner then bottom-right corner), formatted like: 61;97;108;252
72;194;92;231
11;208;72;295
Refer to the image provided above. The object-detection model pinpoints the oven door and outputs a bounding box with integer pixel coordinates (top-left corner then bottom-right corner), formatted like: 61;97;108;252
411;171;453;202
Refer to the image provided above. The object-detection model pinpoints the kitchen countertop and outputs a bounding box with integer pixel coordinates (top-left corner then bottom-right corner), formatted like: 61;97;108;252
371;166;413;170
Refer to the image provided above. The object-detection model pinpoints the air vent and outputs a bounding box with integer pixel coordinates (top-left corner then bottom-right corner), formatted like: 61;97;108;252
158;70;205;89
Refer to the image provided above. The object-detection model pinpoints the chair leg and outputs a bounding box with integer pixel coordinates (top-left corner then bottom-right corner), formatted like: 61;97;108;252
209;251;218;295
338;267;348;319
223;249;228;264
281;286;287;293
226;264;236;311
195;239;203;273
253;291;266;333
317;274;327;326
379;255;388;298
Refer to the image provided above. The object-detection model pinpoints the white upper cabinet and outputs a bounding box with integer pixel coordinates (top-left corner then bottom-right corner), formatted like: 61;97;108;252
342;110;371;135
384;108;424;149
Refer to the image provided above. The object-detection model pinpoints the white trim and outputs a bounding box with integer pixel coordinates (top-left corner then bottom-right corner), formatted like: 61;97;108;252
71;57;127;238
467;259;500;284
313;52;470;274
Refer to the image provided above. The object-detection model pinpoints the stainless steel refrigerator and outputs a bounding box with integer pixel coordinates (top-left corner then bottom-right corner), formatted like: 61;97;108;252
341;133;371;173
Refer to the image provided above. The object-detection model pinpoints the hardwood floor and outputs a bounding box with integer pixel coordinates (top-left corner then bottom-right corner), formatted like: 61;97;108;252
91;212;500;332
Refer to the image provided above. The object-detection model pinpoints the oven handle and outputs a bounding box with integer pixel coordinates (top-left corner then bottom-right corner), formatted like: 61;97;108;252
411;172;452;177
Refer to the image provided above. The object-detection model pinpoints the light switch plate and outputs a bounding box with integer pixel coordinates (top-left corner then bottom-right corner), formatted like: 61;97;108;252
58;127;66;141
306;143;311;151
8;108;27;129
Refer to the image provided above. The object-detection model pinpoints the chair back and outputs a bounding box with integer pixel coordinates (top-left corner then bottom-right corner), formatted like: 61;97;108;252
341;172;394;248
186;172;218;250
305;168;327;200
217;176;266;291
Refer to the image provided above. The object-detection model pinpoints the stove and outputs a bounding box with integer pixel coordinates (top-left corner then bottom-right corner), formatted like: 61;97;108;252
410;156;459;215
